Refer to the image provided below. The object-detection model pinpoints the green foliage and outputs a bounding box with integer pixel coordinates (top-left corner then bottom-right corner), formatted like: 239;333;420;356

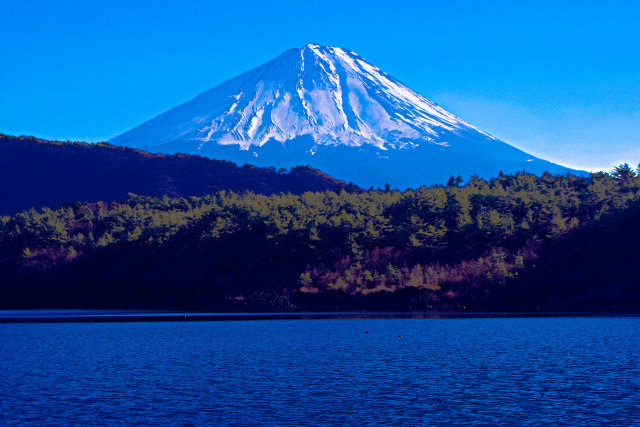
612;163;636;182
1;166;640;310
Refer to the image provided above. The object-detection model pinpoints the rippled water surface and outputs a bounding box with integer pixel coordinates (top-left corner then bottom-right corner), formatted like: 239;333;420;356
1;317;639;425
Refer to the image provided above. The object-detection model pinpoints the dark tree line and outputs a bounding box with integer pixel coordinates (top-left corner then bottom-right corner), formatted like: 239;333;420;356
0;134;344;215
1;166;639;311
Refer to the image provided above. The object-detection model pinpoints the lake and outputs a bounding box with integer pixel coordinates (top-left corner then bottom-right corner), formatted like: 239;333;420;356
1;316;638;425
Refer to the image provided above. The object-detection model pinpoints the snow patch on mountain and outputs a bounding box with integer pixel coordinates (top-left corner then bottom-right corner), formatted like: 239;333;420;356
112;44;494;153
110;44;580;187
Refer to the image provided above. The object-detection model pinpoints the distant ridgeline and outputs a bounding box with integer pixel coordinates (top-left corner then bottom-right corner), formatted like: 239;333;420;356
0;134;345;215
1;164;639;312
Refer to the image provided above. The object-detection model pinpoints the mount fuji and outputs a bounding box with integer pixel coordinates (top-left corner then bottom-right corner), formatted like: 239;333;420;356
111;44;579;188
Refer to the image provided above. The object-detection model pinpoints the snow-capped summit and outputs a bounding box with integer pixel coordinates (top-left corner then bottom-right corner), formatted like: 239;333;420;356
111;44;579;187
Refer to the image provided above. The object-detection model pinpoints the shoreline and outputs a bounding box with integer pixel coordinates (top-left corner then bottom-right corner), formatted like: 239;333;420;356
1;310;638;323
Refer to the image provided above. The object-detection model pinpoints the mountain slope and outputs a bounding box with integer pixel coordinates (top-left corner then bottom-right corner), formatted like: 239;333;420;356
0;134;344;215
111;44;581;188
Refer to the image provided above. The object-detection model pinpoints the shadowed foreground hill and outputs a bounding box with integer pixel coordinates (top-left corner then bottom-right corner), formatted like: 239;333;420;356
1;168;639;312
0;134;344;215
494;199;640;311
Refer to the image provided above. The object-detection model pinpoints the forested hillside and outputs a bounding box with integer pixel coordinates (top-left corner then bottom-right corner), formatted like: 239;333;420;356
1;166;639;311
0;134;344;215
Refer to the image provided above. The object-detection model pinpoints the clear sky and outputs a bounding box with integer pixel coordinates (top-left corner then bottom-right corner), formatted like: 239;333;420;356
1;0;639;171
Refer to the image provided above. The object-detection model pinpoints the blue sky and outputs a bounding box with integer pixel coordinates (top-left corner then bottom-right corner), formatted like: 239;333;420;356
1;0;639;171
